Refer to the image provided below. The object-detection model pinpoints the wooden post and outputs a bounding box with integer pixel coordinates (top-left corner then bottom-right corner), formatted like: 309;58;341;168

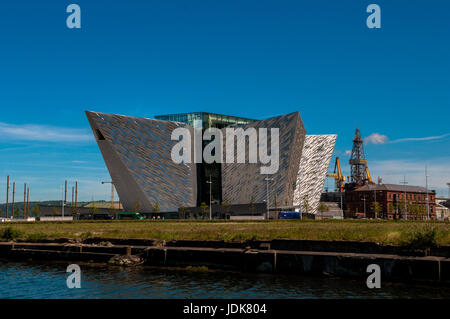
6;176;9;218
24;183;27;218
26;188;29;219
12;182;15;219
75;181;78;212
72;186;74;207
64;180;67;205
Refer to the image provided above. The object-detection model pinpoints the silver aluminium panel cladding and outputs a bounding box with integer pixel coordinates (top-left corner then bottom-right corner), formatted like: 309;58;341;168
221;112;306;207
86;111;197;212
293;135;337;214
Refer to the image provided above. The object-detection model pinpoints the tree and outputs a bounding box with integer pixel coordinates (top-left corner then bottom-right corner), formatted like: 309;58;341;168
110;205;118;220
222;199;231;219
388;203;396;219
397;200;409;219
52;207;61;216
89;204;98;215
32;203;41;217
273;193;279;211
409;202;426;220
302;195;310;215
317;203;329;219
344;207;352;219
200;202;209;219
132;201;142;213
249;196;255;216
13;207;20;219
152;202;160;214
178;203;187;219
372;201;382;219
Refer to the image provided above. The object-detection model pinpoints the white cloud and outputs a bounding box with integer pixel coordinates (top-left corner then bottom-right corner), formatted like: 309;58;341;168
344;150;352;156
0;122;93;143
389;133;450;144
364;132;450;145
364;133;389;145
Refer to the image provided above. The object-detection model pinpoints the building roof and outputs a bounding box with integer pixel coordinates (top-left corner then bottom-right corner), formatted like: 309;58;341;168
155;112;256;122
83;202;122;209
354;183;434;193
442;200;450;209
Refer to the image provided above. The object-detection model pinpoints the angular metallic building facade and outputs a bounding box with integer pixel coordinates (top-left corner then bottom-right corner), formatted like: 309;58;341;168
86;110;336;215
293;135;337;214
86;111;197;212
221;112;306;207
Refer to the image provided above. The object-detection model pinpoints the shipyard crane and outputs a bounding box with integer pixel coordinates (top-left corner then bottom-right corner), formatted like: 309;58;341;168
346;127;374;190
365;165;373;184
327;157;346;192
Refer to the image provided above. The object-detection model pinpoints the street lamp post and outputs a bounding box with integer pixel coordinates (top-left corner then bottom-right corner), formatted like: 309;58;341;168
362;195;367;217
400;176;408;220
102;181;121;219
264;176;274;220
206;176;212;220
62;184;65;218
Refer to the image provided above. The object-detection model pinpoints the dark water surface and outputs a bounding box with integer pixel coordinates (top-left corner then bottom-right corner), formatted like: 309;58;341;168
0;260;449;299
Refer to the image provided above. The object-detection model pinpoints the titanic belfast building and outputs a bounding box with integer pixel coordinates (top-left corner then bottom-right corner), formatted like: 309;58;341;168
86;111;336;216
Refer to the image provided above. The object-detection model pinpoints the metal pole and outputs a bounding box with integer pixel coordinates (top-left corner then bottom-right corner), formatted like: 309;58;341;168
374;190;376;218
209;176;212;220
206;176;212;220
400;176;408;220
64;180;67;204
266;178;269;219
264;176;274;220
363;195;366;217
102;180;118;213
425;166;430;220
111;183;114;209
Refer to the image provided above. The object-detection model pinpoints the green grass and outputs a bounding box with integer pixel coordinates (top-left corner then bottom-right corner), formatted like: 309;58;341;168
0;219;448;246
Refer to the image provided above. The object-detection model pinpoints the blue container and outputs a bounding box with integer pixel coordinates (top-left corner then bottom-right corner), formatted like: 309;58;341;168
279;211;301;219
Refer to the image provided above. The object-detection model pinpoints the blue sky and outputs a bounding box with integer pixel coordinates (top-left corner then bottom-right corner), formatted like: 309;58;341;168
0;0;449;202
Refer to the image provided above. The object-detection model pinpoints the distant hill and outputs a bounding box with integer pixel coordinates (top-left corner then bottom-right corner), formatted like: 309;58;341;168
0;200;93;218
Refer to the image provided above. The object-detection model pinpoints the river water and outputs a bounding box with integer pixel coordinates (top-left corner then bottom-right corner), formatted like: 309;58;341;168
0;260;449;299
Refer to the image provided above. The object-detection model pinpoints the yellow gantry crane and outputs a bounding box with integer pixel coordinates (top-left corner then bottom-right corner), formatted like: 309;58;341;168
328;157;373;192
327;157;346;192
365;165;373;184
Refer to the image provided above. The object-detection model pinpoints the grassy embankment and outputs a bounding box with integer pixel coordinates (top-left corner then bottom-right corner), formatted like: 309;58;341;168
0;219;449;247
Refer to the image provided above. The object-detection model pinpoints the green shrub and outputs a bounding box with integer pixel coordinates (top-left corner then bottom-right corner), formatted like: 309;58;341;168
26;232;50;241
402;223;438;249
80;231;93;239
0;227;24;240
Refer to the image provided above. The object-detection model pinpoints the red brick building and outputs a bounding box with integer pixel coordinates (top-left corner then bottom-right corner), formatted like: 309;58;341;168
344;184;436;220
